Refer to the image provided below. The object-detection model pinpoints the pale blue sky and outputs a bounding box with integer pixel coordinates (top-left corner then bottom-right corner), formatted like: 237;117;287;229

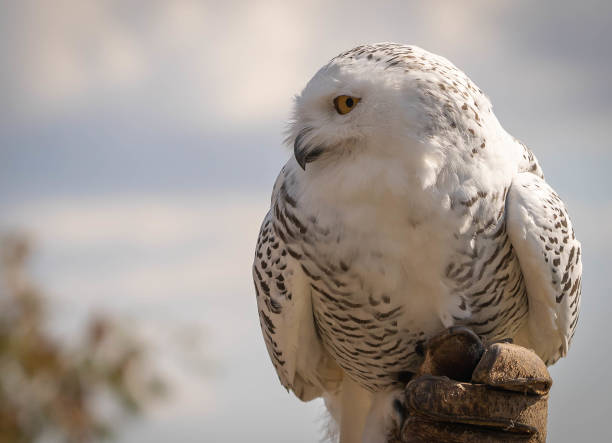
1;1;611;441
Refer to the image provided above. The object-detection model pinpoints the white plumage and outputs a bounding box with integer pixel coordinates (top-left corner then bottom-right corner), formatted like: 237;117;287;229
253;43;581;442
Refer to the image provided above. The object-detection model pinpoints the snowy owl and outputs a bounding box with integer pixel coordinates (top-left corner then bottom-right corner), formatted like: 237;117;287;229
252;43;581;443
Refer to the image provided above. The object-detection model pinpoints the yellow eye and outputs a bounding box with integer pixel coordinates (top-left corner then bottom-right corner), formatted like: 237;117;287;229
333;95;360;115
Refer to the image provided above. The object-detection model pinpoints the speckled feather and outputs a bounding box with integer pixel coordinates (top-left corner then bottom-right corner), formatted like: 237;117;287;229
252;43;581;435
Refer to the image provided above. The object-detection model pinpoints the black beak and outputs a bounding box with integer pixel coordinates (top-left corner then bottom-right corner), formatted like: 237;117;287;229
294;128;324;170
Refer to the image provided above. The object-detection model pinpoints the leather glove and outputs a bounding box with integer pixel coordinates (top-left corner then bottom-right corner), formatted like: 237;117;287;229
393;327;551;443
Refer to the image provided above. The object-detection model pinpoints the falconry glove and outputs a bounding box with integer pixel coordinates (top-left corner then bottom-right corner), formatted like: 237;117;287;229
393;327;551;443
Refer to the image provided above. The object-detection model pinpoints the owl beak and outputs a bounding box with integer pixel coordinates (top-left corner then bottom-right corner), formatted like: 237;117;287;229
294;128;324;170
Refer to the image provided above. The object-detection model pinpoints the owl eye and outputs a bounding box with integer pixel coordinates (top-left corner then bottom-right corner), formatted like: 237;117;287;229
333;95;361;115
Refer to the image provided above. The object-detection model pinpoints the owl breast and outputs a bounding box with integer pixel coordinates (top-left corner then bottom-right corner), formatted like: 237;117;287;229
279;181;529;391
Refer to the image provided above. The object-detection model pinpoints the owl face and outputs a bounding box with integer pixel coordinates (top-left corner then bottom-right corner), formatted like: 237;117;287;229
289;48;428;171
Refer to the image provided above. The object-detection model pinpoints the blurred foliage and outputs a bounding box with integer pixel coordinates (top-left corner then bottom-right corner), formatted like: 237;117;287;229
0;235;166;443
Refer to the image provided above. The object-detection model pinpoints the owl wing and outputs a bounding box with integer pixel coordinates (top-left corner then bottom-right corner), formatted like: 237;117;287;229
506;172;582;365
253;206;341;401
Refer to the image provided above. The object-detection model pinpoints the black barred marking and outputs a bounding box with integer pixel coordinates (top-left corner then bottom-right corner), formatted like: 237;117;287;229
374;306;402;321
286;247;302;259
311;283;362;310
493;248;514;274
478;241;504;278
334;328;365;340
300;263;320;281
569;312;579;330
381;338;403;354
260;310;276;334
468;278;497;299
454;267;474;283
347;314;372;325
566;246;576;271
566;277;581;301
461;195;479;207
266;297;282;314
285;209;307;234
280;183;297;208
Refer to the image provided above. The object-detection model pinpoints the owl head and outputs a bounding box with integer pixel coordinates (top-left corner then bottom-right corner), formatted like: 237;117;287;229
287;43;493;173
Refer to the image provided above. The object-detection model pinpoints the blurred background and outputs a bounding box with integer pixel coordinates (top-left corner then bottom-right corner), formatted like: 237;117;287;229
1;1;610;441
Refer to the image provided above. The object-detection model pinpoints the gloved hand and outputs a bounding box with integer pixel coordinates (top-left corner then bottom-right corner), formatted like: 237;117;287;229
394;327;551;443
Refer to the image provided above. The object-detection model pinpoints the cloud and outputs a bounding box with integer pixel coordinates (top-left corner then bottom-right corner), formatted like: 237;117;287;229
7;1;146;114
2;192;268;300
4;0;321;128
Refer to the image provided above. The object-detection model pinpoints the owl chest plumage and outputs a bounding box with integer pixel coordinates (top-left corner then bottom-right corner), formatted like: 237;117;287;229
274;174;529;391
